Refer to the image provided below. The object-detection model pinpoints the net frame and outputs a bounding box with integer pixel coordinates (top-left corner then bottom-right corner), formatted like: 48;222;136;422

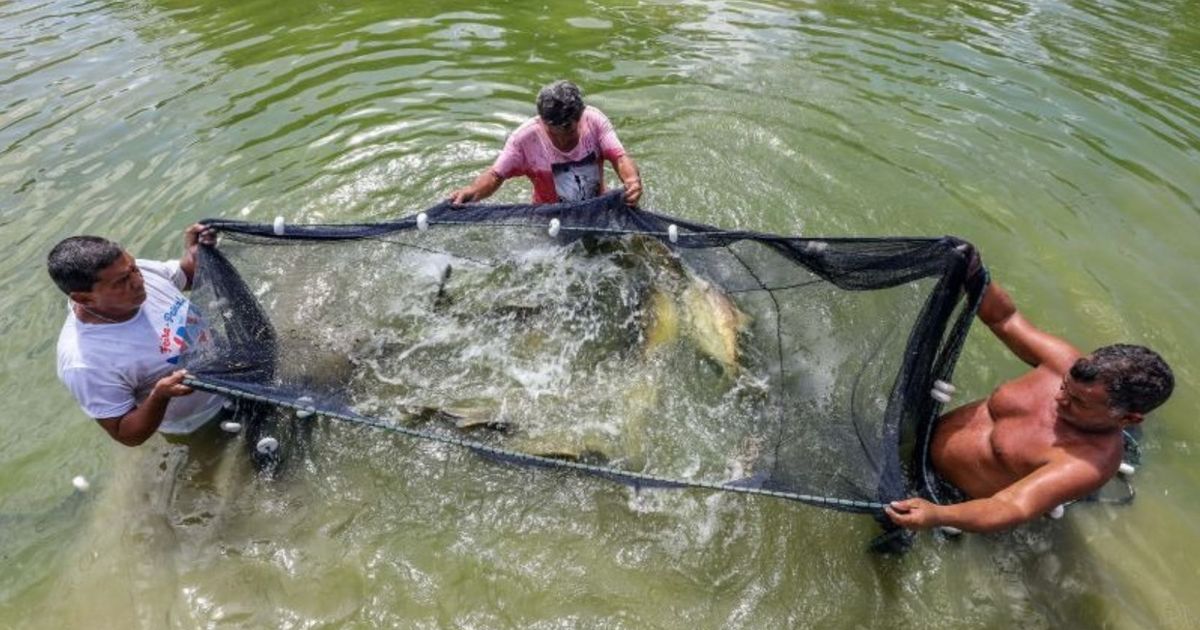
185;190;989;519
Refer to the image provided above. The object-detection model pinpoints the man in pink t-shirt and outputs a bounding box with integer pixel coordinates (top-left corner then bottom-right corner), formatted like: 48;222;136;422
449;80;643;206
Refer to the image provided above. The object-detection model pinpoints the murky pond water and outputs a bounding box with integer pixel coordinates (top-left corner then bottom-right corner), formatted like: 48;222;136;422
2;1;1198;627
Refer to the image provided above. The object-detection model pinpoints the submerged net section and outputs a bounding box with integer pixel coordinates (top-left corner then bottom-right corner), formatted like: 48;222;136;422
183;190;986;515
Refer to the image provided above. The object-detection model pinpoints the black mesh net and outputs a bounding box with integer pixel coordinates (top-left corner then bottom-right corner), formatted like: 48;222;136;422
183;190;987;517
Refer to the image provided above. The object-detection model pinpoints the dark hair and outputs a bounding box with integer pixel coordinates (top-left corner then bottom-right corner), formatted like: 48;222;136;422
1070;344;1174;414
536;80;585;127
47;236;124;294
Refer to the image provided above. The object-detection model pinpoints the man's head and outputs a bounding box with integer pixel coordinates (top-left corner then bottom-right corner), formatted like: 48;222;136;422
537;80;585;148
1056;344;1174;430
48;236;146;314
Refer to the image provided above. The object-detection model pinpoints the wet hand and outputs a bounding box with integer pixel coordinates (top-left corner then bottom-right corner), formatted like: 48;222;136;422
185;223;217;250
623;178;643;206
152;370;194;399
954;241;985;294
449;188;476;205
884;498;940;530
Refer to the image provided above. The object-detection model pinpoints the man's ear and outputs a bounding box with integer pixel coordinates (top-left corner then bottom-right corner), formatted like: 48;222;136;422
1121;411;1145;427
69;290;94;306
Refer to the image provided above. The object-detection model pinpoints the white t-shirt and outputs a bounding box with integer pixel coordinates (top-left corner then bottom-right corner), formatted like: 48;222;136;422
56;259;224;435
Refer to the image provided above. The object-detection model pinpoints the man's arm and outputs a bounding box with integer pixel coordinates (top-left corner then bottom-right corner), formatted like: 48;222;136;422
613;155;642;206
179;224;216;290
449;169;504;205
978;280;1081;373
885;456;1106;533
96;370;194;446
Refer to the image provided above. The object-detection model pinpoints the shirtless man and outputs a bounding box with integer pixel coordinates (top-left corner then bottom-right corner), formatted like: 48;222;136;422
886;279;1173;533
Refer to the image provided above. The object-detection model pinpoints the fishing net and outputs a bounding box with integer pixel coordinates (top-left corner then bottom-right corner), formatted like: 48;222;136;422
183;190;987;522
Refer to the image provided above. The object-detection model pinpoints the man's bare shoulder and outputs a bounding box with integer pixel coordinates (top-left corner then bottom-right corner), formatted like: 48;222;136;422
989;363;1064;406
509;116;543;142
1018;338;1084;376
1021;363;1071;382
1046;431;1124;492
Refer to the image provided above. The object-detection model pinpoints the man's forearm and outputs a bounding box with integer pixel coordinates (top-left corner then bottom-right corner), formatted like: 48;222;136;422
975;280;1079;369
180;251;197;290
928;497;1029;533
976;281;1040;366
109;393;171;446
180;224;214;290
977;281;1017;329
614;155;639;188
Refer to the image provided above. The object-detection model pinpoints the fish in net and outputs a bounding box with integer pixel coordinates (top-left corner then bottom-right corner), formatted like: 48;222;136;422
182;190;987;539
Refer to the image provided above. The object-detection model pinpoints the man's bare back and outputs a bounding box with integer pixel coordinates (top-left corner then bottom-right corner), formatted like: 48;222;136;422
886;279;1172;533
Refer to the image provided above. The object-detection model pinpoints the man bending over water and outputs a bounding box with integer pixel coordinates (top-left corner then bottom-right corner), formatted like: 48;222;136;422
886;278;1173;533
449;80;642;206
49;226;224;445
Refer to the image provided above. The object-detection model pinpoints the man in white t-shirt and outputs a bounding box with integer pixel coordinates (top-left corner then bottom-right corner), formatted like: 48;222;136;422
449;80;644;206
50;225;224;445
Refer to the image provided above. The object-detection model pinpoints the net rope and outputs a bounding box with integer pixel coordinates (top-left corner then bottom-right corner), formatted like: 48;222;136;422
184;375;888;513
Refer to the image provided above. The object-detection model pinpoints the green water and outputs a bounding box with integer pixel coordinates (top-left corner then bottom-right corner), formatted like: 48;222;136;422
2;0;1198;627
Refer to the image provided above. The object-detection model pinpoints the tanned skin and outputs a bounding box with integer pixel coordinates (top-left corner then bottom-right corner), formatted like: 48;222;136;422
885;281;1143;533
449;117;642;206
69;224;215;446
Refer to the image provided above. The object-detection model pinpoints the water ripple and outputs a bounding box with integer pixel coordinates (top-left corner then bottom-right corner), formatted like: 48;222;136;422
3;1;1200;627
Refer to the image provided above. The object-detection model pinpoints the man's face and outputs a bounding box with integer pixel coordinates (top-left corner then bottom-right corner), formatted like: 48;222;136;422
72;252;146;313
1054;370;1135;432
543;118;580;150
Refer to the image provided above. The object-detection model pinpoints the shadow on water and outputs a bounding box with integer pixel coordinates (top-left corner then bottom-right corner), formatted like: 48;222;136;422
0;489;90;551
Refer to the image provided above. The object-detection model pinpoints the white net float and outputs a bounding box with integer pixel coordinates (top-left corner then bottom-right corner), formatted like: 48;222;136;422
296;396;316;419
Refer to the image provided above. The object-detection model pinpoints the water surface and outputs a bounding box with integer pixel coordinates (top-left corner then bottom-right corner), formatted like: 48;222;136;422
2;1;1198;627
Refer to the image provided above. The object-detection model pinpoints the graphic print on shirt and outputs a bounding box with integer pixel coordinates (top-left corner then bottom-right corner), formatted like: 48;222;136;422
160;298;208;365
551;151;601;202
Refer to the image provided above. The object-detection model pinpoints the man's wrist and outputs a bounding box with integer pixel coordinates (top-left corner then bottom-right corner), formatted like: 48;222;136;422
147;388;169;405
926;503;954;529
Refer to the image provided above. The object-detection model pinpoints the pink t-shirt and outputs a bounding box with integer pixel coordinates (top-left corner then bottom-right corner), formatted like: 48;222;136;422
492;105;627;203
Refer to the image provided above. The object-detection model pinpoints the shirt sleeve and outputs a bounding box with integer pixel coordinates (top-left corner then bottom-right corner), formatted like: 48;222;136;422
137;259;186;291
491;130;529;180
60;366;136;420
590;108;626;163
